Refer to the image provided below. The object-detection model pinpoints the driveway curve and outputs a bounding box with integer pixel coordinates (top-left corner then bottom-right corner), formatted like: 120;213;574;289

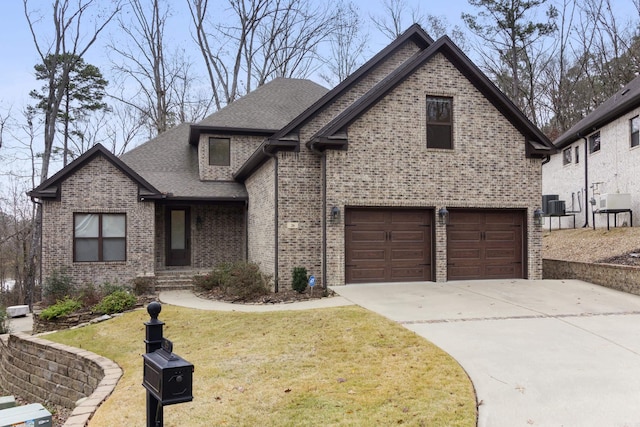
332;279;640;427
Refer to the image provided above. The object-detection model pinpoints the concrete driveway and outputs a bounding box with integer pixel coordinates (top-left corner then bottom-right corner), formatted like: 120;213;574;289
332;279;640;427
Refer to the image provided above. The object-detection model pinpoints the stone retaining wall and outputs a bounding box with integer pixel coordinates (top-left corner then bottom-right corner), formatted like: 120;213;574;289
543;259;640;295
0;332;122;427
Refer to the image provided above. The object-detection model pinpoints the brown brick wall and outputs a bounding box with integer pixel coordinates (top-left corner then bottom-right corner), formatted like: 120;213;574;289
199;134;264;181
279;52;543;286
41;155;156;287
245;159;276;279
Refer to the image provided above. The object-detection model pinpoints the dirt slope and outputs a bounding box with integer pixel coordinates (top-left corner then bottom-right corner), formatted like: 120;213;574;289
543;227;640;263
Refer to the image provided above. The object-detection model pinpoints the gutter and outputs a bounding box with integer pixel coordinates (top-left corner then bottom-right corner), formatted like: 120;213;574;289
263;144;279;292
583;137;589;228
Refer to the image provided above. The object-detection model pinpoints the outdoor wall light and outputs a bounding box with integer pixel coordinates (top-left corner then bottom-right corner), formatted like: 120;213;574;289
534;208;544;226
331;206;340;220
438;207;449;225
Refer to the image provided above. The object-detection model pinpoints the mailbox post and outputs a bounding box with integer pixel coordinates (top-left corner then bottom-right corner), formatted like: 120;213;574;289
143;302;194;427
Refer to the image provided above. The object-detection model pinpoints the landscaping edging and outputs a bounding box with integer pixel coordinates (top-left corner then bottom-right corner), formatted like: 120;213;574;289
0;332;122;427
543;259;640;295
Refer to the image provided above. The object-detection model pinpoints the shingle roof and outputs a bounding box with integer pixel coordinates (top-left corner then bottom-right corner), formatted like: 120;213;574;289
120;123;247;201
197;77;329;130
554;74;640;148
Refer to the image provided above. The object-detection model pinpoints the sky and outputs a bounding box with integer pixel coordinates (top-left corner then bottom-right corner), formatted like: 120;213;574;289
0;0;470;113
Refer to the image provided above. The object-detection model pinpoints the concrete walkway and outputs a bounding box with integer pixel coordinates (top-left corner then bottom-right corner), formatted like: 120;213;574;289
332;279;640;427
159;289;354;312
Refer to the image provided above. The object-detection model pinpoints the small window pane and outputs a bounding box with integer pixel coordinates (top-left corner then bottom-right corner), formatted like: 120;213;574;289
563;148;572;165
171;210;186;250
209;138;230;166
426;97;452;123
427;125;452;149
75;214;99;238
103;239;126;261
75;239;99;261
103;214;125;237
575;146;580;163
631;116;639;148
589;132;600;153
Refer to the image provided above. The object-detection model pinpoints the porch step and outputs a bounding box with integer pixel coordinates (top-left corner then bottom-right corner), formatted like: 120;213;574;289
154;270;207;292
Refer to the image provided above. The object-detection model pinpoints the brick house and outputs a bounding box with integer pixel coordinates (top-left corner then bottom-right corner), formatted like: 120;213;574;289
30;25;554;290
542;75;640;230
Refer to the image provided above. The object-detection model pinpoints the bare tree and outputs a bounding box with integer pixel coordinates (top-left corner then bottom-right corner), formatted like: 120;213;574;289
188;0;338;108
23;0;121;307
371;0;424;40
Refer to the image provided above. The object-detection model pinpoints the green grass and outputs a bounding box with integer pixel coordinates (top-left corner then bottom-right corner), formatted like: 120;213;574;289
45;305;476;427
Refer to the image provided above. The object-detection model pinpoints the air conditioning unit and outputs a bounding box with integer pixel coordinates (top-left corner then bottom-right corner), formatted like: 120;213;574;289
548;200;565;216
0;403;52;427
542;194;559;215
599;193;631;210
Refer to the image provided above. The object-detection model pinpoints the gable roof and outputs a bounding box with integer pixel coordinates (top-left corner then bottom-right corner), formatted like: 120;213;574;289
554;74;640;149
29;143;161;200
188;78;329;145
234;24;435;180
121;123;247;201
308;36;555;157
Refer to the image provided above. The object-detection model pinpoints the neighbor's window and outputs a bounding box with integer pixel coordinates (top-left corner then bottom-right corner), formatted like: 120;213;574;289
209;137;230;166
631;116;639;148
588;131;600;154
563;147;572;165
426;96;453;149
575;145;580;164
74;213;126;262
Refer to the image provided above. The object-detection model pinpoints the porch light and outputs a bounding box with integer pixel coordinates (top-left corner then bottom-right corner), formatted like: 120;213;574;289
438;207;449;225
331;206;340;220
534;208;544;226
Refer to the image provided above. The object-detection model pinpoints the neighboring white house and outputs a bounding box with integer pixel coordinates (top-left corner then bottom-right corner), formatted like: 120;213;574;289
542;75;640;230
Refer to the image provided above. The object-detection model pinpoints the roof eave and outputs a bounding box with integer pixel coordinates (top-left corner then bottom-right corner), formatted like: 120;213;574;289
189;125;279;145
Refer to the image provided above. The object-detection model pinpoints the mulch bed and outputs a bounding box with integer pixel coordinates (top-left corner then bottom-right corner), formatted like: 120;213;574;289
195;287;335;304
599;249;640;266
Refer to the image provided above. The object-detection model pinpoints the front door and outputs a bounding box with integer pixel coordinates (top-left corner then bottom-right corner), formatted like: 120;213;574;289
166;207;191;266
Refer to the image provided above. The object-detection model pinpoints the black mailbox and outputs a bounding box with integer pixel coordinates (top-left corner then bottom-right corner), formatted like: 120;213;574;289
142;339;194;406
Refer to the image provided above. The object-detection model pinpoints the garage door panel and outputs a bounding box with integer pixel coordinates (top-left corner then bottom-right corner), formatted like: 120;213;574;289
346;208;433;284
348;249;386;262
391;230;427;243
348;229;386;242
390;266;429;281
447;209;525;280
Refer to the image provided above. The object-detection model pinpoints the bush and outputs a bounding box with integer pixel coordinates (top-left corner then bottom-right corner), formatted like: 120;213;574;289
292;267;308;293
93;290;136;315
101;282;128;296
194;262;233;291
39;297;82;320
132;277;157;295
43;268;74;306
78;283;102;308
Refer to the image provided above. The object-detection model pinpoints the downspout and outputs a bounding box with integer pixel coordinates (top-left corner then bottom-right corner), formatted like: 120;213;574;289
263;145;279;292
309;140;327;293
244;200;248;261
583;137;589;228
29;196;43;311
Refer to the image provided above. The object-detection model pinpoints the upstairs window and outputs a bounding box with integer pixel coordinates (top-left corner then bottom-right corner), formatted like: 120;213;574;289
563;147;572;165
588;132;600;154
74;213;126;262
426;96;453;149
209;137;230;166
575;145;580;164
631;116;639;148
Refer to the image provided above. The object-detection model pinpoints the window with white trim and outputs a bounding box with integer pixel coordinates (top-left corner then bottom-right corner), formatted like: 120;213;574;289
588;132;600;154
631;116;639;148
563;147;572;165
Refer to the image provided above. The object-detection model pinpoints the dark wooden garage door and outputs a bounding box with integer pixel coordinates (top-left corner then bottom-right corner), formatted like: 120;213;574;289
447;209;525;280
345;208;433;284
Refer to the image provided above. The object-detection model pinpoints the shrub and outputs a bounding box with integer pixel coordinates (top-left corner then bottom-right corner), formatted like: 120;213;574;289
39;297;82;320
93;290;136;315
132;277;157;296
43;268;74;306
194;262;233;291
101;282;128;296
78;283;102;308
224;261;270;300
0;307;8;334
292;267;308;293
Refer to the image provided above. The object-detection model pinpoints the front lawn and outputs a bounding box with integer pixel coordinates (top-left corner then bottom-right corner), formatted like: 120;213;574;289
45;305;476;426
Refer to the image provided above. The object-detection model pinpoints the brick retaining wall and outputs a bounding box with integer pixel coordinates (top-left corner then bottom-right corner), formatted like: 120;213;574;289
543;259;640;295
0;332;122;427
